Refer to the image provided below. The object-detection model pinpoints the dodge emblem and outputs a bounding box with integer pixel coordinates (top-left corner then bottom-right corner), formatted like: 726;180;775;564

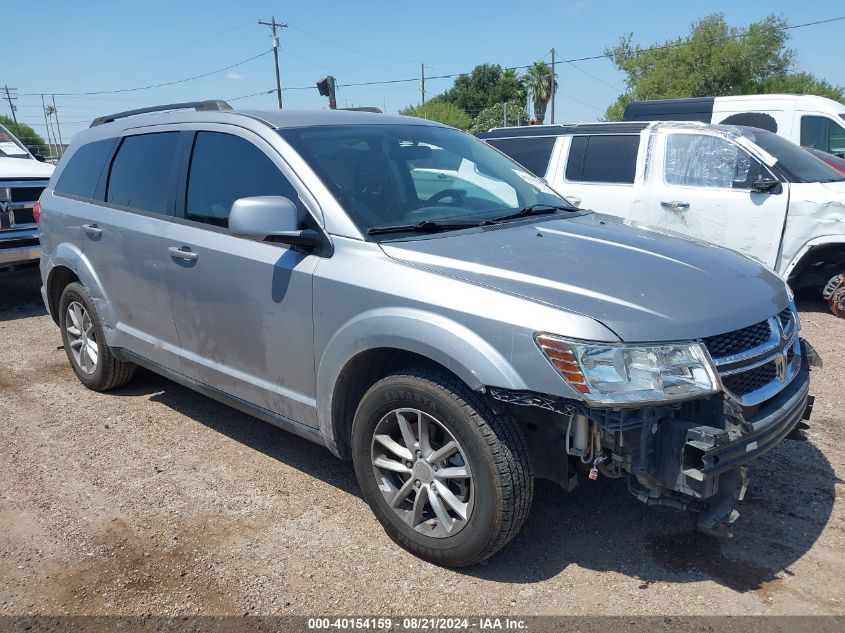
0;187;13;229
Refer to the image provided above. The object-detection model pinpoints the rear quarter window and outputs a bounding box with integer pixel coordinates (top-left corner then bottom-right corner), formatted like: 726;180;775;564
485;137;555;177
565;135;639;184
54;139;116;199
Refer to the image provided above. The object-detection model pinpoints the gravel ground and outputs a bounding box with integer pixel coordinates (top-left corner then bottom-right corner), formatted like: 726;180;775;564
0;269;843;617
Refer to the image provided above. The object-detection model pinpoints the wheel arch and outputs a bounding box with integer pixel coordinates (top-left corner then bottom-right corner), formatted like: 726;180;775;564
316;308;528;459
44;244;117;332
784;237;845;287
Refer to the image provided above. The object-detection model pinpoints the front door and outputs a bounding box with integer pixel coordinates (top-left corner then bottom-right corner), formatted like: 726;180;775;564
166;129;319;427
632;130;789;269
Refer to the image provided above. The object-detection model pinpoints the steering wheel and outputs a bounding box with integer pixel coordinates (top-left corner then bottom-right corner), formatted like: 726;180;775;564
426;189;466;205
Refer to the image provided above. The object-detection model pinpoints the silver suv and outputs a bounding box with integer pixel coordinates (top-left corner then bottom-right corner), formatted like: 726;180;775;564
39;101;816;566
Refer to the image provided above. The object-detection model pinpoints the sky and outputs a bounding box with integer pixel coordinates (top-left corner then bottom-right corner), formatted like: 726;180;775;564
3;0;844;145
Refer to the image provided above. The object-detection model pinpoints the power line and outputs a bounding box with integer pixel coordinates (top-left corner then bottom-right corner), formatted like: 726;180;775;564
19;50;273;96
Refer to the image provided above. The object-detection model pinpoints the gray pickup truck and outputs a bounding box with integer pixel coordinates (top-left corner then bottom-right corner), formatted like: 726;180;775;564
37;102;817;566
0;123;53;271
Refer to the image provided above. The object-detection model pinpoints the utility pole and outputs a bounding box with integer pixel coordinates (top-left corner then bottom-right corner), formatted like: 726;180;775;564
259;15;287;109
41;94;55;158
549;48;556;124
3;85;20;136
52;94;64;154
420;63;426;105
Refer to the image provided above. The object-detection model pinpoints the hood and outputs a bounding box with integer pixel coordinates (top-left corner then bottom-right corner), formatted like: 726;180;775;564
0;156;55;179
381;214;788;342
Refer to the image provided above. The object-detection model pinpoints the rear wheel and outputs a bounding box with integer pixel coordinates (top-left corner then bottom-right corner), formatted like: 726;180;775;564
59;282;134;391
351;368;532;567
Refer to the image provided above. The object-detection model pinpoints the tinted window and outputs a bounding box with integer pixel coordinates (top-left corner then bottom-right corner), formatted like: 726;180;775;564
485;137;555;176
801;115;845;155
186;132;298;228
107;133;181;214
55;139;115;199
751;129;844;183
566;135;638;183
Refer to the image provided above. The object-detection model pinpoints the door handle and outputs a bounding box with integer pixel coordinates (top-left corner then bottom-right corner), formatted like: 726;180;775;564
564;195;581;208
82;223;103;238
661;201;690;212
168;246;198;262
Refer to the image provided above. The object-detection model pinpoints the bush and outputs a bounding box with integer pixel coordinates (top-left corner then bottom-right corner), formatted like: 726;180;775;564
399;100;471;130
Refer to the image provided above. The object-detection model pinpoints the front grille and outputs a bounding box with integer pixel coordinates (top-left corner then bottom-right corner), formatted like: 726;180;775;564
703;320;771;359
722;362;777;396
12;209;35;224
778;308;793;334
10;186;45;203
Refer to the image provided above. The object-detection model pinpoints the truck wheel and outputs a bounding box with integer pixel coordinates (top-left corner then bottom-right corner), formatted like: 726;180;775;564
822;273;845;318
351;368;532;567
58;282;134;391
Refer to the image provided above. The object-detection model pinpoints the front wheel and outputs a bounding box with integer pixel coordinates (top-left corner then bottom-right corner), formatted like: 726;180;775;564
351;368;533;567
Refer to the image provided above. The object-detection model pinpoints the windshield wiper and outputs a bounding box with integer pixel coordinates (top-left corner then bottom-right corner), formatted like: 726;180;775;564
482;203;575;225
368;219;479;236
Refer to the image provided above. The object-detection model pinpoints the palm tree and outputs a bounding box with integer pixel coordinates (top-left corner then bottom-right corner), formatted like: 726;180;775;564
524;62;556;124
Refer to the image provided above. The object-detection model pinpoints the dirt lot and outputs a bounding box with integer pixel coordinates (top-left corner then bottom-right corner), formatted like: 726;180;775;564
1;269;843;617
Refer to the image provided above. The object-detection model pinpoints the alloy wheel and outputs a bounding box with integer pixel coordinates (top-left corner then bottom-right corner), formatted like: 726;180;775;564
371;407;474;538
65;301;98;375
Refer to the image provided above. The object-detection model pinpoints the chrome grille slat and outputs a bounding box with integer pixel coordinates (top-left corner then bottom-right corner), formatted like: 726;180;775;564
702;308;801;407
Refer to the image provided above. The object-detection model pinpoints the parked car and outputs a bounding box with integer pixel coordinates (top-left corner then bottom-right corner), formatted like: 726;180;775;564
39;102;816;566
0;123;54;271
480;121;845;310
622;94;845;157
805;146;845;176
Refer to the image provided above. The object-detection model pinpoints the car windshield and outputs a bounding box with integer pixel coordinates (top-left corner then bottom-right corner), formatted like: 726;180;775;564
279;123;575;237
749;129;845;183
0;126;32;159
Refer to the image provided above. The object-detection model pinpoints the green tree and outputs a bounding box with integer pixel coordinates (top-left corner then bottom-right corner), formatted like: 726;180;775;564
524;61;555;124
468;101;530;135
604;13;844;120
400;99;471;130
0;115;46;150
440;64;525;116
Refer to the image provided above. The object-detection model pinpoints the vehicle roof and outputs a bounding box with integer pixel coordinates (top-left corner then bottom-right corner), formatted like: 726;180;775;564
478;122;649;138
627;93;845;110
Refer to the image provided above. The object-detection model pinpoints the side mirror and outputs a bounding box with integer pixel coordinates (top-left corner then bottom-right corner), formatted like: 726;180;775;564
751;177;782;195
27;146;46;162
229;196;318;248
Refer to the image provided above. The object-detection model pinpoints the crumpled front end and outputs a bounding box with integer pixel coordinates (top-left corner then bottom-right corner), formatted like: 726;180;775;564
490;305;819;535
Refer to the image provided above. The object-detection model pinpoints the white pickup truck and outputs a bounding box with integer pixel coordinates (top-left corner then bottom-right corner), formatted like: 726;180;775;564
0;123;54;271
480;121;845;314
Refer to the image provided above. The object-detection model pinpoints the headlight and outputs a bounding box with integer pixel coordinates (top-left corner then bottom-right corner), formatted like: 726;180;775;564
535;334;719;405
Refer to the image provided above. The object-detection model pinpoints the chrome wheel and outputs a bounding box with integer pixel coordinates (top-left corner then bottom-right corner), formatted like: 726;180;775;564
371;408;474;538
65;301;98;375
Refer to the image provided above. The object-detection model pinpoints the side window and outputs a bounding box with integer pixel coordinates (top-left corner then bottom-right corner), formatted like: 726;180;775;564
565;135;638;184
186;132;298;228
54;139;115;199
485;137;555;176
801;116;829;151
107;132;181;214
664;133;752;189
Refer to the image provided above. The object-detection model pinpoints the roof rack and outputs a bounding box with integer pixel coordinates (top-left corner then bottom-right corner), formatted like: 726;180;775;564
90;100;232;127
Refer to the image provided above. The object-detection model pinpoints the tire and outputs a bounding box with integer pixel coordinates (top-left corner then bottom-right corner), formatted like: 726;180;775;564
351;368;533;567
58;282;134;391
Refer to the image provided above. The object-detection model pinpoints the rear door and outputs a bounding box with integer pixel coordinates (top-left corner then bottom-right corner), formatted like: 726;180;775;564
78;129;183;367
165;126;320;427
552;134;640;212
633;129;788;268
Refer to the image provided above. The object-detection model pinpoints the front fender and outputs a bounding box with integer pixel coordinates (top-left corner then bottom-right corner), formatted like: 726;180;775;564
781;235;845;280
315;307;527;446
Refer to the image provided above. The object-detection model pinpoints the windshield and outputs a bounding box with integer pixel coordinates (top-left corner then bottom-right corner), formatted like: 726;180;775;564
749;129;844;183
0;125;32;159
279;123;574;237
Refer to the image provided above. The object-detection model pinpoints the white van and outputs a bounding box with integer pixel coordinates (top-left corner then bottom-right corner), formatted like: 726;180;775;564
623;94;845;157
479;121;845;312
